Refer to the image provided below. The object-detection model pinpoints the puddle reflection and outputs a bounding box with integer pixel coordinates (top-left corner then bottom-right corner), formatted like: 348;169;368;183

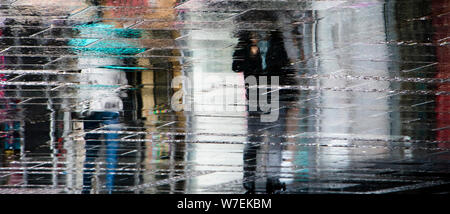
0;0;449;194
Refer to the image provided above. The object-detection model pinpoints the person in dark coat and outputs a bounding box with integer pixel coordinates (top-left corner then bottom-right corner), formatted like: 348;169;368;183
233;30;295;194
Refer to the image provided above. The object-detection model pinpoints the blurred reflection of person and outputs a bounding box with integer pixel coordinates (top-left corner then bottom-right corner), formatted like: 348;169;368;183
233;30;298;194
81;99;122;194
77;53;129;195
76;39;133;194
73;0;146;194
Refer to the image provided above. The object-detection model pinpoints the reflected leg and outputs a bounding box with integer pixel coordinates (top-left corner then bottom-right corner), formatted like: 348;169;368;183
243;113;263;194
265;108;287;194
82;133;101;194
104;120;119;194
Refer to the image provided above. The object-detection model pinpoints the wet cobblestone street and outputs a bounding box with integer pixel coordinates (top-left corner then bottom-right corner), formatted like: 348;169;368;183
0;0;449;194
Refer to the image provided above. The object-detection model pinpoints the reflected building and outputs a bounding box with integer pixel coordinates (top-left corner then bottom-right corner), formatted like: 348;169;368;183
0;56;24;187
277;1;413;192
306;1;398;180
386;0;439;159
432;0;450;151
135;0;187;194
177;1;248;193
0;2;73;190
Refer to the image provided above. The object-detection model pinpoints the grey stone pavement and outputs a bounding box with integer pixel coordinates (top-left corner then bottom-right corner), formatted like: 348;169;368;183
0;0;449;194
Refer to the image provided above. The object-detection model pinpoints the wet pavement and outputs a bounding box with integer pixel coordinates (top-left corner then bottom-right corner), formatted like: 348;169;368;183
0;0;449;194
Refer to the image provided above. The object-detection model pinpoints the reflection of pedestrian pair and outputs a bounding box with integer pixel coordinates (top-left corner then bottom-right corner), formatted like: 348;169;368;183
82;112;120;194
233;30;292;194
232;31;290;78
